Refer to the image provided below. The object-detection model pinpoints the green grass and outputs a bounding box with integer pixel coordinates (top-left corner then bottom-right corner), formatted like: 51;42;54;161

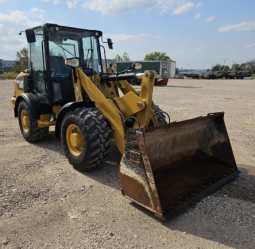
0;72;18;79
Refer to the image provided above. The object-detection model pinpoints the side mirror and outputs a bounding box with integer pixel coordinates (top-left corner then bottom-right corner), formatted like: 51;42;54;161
107;38;113;49
131;62;142;70
25;29;36;43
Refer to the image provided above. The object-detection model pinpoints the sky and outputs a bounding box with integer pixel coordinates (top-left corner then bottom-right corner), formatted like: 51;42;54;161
0;0;254;69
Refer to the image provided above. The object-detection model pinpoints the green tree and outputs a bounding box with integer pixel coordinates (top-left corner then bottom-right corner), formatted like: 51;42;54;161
122;52;131;61
0;59;2;73
211;64;222;72
223;65;230;71
231;63;246;71
13;47;28;73
211;63;229;72
115;54;123;62
245;59;255;73
240;63;246;71
144;51;170;61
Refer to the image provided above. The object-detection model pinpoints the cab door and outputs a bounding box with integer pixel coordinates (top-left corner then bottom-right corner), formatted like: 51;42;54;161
29;28;47;98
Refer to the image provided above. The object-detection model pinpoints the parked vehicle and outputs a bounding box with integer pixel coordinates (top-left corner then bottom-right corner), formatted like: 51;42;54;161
214;71;228;79
174;74;184;79
239;71;252;79
201;72;216;79
227;71;240;79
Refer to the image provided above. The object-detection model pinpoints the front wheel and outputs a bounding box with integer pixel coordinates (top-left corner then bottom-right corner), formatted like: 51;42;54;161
61;107;110;171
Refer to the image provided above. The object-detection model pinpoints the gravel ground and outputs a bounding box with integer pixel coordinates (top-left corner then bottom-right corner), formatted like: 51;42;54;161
0;79;255;249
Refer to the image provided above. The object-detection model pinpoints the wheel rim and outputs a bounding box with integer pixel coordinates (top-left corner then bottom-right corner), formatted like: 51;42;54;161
66;124;83;156
21;110;30;133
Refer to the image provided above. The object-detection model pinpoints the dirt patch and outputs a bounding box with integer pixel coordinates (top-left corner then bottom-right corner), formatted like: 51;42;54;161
1;79;255;248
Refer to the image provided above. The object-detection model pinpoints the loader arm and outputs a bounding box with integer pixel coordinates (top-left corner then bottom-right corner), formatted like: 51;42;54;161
72;68;158;153
73;68;125;153
102;68;158;127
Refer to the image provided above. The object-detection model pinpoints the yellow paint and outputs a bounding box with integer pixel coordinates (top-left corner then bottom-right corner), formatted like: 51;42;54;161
75;68;125;153
71;68;158;154
53;105;61;118
118;80;138;95
10;97;16;110
39;114;51;121
92;75;101;86
37;114;56;128
21;109;29;133
14;71;30;98
72;71;83;102
15;89;24;98
66;124;83;156
38;120;56;128
114;91;145;118
12;65;158;155
135;71;156;128
99;81;119;98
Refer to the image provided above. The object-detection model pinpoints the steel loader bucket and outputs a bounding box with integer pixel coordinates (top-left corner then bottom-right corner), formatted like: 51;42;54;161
119;112;238;219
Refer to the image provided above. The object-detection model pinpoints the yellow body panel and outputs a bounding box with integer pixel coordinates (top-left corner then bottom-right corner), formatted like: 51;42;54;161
99;81;119;98
114;92;144;118
118;80;139;95
14;71;30;98
135;72;156;128
11;71;30;111
10;97;16;110
38;114;56;127
53;105;62;118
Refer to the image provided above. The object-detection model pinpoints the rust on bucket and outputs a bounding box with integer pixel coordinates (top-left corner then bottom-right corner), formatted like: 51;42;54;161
119;112;238;219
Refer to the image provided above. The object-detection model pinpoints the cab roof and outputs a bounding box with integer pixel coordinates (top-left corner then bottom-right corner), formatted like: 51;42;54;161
26;23;103;37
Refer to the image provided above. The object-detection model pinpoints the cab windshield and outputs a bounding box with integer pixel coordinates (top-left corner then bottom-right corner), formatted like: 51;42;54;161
48;26;102;78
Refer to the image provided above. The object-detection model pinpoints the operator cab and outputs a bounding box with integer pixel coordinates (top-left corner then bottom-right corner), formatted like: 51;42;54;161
25;23;112;106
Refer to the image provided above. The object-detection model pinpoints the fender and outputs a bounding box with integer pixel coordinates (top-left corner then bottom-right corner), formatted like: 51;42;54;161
55;101;95;138
15;93;52;119
15;93;41;119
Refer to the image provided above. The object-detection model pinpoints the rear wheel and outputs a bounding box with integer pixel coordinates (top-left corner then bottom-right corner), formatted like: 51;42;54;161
18;101;49;142
61;107;110;171
152;105;168;126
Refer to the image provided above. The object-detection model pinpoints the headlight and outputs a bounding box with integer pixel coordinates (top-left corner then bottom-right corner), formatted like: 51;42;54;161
65;58;80;68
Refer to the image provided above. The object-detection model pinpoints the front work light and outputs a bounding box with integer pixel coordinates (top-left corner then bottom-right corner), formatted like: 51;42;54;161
65;58;80;68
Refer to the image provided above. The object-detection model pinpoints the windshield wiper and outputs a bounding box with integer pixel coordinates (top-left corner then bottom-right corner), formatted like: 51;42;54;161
53;41;75;57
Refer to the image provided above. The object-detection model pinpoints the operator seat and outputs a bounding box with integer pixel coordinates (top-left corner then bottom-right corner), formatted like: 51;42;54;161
50;56;70;77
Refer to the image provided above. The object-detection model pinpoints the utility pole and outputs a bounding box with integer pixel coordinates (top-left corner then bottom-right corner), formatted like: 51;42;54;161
223;58;229;71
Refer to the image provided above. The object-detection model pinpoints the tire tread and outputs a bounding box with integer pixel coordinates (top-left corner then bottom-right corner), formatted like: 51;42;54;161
61;107;110;171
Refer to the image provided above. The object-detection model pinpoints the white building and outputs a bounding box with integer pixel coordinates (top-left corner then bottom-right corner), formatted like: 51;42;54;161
0;59;15;72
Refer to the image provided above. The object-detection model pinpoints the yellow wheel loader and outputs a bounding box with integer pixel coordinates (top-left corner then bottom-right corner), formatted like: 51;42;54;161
11;24;238;219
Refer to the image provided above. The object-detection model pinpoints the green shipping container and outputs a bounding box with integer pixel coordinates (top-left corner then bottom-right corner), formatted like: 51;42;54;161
116;61;175;79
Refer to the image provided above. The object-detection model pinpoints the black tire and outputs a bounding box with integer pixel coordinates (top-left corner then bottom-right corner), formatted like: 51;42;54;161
61;107;110;171
152;105;168;126
18;101;49;142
